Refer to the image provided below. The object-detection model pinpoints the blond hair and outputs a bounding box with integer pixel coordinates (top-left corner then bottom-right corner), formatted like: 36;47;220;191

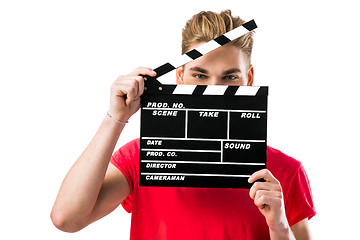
181;10;254;66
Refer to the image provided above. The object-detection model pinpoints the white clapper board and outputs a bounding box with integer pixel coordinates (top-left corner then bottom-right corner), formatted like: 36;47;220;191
139;20;268;188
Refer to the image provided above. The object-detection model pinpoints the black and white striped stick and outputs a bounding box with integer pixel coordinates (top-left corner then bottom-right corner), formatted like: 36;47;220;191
144;19;266;96
154;20;256;82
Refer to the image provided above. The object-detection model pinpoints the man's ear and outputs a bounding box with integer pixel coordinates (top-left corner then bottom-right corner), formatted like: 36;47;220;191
176;66;184;84
247;65;254;86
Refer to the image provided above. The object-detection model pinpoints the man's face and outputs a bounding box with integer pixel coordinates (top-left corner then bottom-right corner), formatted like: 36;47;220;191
176;44;253;86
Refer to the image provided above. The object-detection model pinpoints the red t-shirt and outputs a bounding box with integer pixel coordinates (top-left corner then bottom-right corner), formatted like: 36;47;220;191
111;139;316;239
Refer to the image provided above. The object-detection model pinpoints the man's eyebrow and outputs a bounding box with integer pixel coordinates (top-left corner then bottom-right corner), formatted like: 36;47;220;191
189;67;208;74
223;68;241;75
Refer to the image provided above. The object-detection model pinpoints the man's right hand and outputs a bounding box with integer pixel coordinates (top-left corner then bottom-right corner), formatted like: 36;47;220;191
108;67;157;122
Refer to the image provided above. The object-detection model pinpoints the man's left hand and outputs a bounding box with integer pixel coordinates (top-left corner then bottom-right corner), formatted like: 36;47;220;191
248;169;294;239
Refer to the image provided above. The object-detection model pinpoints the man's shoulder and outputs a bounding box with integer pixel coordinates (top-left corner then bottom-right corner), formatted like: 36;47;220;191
266;146;302;181
123;138;140;149
267;146;301;167
117;138;140;154
112;138;140;164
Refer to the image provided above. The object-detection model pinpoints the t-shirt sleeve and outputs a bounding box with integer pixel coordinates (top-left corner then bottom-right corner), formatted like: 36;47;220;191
285;163;316;226
110;138;140;213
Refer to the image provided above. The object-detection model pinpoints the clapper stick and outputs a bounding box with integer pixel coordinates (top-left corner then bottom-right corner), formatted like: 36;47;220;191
140;19;268;188
143;19;257;92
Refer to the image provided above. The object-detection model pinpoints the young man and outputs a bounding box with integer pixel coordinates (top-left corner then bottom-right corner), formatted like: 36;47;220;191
51;10;316;239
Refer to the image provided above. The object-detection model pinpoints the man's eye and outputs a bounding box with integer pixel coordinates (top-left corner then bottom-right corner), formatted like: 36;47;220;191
194;74;207;79
223;75;237;80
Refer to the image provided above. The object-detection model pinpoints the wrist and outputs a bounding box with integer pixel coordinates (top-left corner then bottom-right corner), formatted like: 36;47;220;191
103;113;127;132
107;110;130;123
106;112;129;125
269;224;295;240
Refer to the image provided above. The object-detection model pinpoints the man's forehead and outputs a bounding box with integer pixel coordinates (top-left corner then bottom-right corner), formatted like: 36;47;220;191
190;45;244;62
182;44;249;75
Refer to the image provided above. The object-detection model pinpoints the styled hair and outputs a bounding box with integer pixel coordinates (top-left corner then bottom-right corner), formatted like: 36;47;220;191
181;10;254;66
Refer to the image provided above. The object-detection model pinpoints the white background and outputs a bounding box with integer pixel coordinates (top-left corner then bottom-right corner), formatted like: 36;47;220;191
1;0;359;239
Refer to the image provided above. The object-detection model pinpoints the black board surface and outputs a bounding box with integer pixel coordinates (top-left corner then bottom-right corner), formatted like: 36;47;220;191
139;82;268;188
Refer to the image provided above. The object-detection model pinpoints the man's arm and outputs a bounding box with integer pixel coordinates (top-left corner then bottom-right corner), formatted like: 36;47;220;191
249;169;312;240
291;219;312;240
50;67;156;232
50;116;128;232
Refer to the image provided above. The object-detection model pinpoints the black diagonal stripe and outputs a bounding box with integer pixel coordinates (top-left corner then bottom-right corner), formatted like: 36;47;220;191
224;86;239;96
163;85;177;94
256;86;269;96
214;35;231;46
192;85;207;95
153;62;176;77
242;19;257;31
186;49;203;60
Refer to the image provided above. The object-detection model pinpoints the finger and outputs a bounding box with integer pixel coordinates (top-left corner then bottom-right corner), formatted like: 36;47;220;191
128;75;146;102
124;81;139;106
114;72;149;99
134;76;145;99
129;67;157;77
249;181;281;199
254;194;282;210
113;75;141;93
114;75;142;84
254;190;282;203
248;169;279;184
111;80;138;104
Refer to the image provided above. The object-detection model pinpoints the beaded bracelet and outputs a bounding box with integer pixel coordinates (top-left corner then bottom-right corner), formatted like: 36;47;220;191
106;112;128;124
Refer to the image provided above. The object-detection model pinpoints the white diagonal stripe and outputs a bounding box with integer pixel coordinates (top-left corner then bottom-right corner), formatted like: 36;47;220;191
157;70;177;84
172;85;197;95
224;25;249;41
235;86;260;96
203;85;228;95
171;54;194;68
196;40;222;55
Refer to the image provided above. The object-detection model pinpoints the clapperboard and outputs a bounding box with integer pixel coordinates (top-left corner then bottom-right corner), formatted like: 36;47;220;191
140;20;268;188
